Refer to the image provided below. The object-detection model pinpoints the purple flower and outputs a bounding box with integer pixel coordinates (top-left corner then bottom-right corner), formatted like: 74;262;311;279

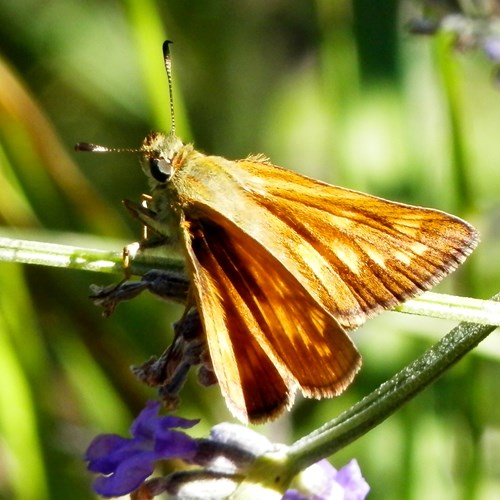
85;403;369;499
284;459;369;500
85;401;199;497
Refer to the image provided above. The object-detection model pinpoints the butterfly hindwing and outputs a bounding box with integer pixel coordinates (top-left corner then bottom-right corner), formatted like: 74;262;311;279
180;215;361;423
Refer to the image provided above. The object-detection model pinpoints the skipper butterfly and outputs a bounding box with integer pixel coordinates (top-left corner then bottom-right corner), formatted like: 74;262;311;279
77;41;479;423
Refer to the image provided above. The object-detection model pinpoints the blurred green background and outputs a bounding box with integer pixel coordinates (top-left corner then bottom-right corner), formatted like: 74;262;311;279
1;0;499;498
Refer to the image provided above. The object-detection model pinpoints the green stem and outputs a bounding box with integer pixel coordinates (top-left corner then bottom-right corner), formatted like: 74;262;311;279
394;291;500;325
0;235;184;277
0;235;498;326
0;237;500;325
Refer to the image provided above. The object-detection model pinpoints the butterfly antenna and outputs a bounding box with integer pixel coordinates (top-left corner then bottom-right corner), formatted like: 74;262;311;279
162;40;176;135
76;41;177;154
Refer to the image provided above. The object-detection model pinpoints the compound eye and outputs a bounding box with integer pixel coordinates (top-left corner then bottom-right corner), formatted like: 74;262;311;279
149;157;172;183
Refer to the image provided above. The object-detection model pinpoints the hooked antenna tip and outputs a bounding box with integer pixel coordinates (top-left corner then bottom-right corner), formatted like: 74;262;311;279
74;143;108;152
162;40;173;57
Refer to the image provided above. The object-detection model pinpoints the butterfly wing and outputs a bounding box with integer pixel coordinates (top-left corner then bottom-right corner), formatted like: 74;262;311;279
175;155;479;330
179;215;361;424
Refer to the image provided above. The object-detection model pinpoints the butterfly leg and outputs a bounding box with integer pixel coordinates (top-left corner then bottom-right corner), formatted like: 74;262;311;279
133;307;216;411
90;269;189;316
122;195;179;275
90;270;216;408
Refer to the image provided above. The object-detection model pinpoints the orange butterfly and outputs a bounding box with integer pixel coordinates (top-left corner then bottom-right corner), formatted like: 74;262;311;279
78;41;479;424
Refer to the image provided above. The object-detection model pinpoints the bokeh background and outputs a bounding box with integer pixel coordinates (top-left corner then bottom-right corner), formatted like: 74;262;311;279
1;0;500;498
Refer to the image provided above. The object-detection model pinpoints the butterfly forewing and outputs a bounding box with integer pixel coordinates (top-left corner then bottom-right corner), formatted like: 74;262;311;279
180;214;361;423
173;154;478;331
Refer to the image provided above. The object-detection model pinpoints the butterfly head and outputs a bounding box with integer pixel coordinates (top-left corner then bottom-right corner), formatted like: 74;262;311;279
140;132;184;185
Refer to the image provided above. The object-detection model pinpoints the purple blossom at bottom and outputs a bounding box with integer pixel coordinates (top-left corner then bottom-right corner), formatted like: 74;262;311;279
85;401;199;497
284;459;369;500
85;401;370;499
